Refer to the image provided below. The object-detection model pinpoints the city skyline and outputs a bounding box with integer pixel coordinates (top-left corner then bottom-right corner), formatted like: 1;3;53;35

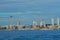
0;16;60;26
0;16;60;30
0;0;60;40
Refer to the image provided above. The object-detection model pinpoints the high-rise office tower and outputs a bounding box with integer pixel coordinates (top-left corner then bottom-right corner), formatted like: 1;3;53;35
51;17;54;26
33;21;37;29
10;16;12;30
57;18;60;26
57;17;60;29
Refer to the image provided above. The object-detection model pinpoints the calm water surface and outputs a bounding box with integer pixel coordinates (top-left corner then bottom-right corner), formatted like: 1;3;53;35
0;30;60;40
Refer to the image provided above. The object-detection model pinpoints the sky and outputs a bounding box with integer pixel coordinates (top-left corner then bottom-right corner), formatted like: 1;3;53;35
0;0;60;26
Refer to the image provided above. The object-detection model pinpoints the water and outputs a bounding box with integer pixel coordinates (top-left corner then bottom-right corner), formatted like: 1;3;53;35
0;30;60;40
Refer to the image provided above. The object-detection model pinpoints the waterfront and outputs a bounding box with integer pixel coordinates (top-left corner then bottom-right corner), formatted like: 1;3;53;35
0;0;60;40
0;16;60;30
0;30;60;40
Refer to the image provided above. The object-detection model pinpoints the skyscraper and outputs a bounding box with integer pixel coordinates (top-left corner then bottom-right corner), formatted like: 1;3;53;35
57;17;60;29
57;18;60;26
51;17;54;26
49;17;55;30
10;16;13;30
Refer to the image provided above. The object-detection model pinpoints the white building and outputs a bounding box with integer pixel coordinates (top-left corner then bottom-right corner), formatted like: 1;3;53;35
17;21;22;30
57;17;60;29
10;16;13;30
40;19;45;27
6;25;8;30
33;21;37;29
51;17;54;26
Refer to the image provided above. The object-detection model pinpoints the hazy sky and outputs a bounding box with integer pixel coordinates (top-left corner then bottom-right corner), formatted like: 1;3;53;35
0;0;60;26
0;0;60;14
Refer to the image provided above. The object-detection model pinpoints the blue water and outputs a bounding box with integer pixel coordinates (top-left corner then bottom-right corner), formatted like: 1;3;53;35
0;30;60;40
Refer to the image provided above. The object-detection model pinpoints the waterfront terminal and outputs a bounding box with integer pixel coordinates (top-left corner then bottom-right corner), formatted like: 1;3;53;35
0;16;60;30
